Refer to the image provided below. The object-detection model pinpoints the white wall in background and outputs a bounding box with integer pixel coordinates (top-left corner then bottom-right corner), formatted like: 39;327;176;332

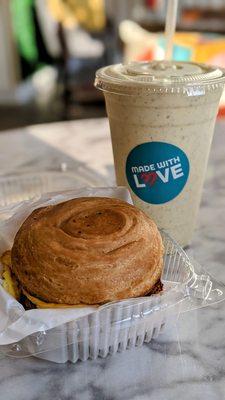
0;0;19;93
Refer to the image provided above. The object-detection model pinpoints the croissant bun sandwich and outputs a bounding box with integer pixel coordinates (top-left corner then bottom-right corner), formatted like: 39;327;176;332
1;197;163;309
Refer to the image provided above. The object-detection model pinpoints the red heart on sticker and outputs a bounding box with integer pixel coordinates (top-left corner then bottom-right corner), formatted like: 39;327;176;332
140;172;157;187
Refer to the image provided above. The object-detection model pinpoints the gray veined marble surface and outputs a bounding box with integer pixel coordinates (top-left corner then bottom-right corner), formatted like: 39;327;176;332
0;118;225;400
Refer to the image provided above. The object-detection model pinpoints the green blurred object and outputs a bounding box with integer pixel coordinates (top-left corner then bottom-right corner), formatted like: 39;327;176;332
11;0;38;63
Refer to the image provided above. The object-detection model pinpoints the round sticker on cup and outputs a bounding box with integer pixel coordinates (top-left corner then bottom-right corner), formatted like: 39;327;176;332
126;141;190;205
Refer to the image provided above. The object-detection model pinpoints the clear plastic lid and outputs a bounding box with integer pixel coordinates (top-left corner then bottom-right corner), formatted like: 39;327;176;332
95;61;225;95
0;170;104;208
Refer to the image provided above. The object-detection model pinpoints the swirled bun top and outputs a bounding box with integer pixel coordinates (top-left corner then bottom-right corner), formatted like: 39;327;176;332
11;197;163;305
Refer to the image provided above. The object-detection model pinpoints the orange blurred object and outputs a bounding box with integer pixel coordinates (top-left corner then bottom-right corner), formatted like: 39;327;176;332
136;49;154;61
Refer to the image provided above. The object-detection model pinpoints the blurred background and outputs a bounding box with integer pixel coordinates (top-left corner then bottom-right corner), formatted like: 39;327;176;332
1;0;225;132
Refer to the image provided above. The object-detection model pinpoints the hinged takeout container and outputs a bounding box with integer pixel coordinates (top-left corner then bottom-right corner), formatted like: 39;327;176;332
0;187;224;363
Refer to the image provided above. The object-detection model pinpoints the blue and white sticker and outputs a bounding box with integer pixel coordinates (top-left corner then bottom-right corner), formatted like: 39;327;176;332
126;141;190;205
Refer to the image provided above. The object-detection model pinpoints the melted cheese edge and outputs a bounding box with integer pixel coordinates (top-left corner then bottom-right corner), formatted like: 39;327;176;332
2;265;21;300
22;288;90;309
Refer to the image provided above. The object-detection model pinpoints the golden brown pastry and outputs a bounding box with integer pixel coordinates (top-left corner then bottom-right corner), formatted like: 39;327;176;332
11;197;163;305
0;249;162;309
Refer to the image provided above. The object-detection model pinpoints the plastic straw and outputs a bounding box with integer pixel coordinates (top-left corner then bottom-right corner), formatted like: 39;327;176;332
165;0;178;61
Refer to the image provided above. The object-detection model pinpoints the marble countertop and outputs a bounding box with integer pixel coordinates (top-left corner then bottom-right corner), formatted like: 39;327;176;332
0;118;225;400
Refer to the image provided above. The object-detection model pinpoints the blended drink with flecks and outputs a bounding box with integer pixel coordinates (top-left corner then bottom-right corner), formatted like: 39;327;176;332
95;61;225;246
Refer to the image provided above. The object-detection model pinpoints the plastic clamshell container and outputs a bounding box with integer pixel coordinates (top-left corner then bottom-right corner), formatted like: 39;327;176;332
0;171;102;207
0;231;214;364
0;186;223;364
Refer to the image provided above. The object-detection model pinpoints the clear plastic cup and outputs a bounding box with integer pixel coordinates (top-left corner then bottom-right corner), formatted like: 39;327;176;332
95;61;225;246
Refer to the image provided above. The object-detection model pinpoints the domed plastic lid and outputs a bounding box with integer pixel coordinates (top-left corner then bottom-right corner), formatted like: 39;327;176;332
95;61;225;95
